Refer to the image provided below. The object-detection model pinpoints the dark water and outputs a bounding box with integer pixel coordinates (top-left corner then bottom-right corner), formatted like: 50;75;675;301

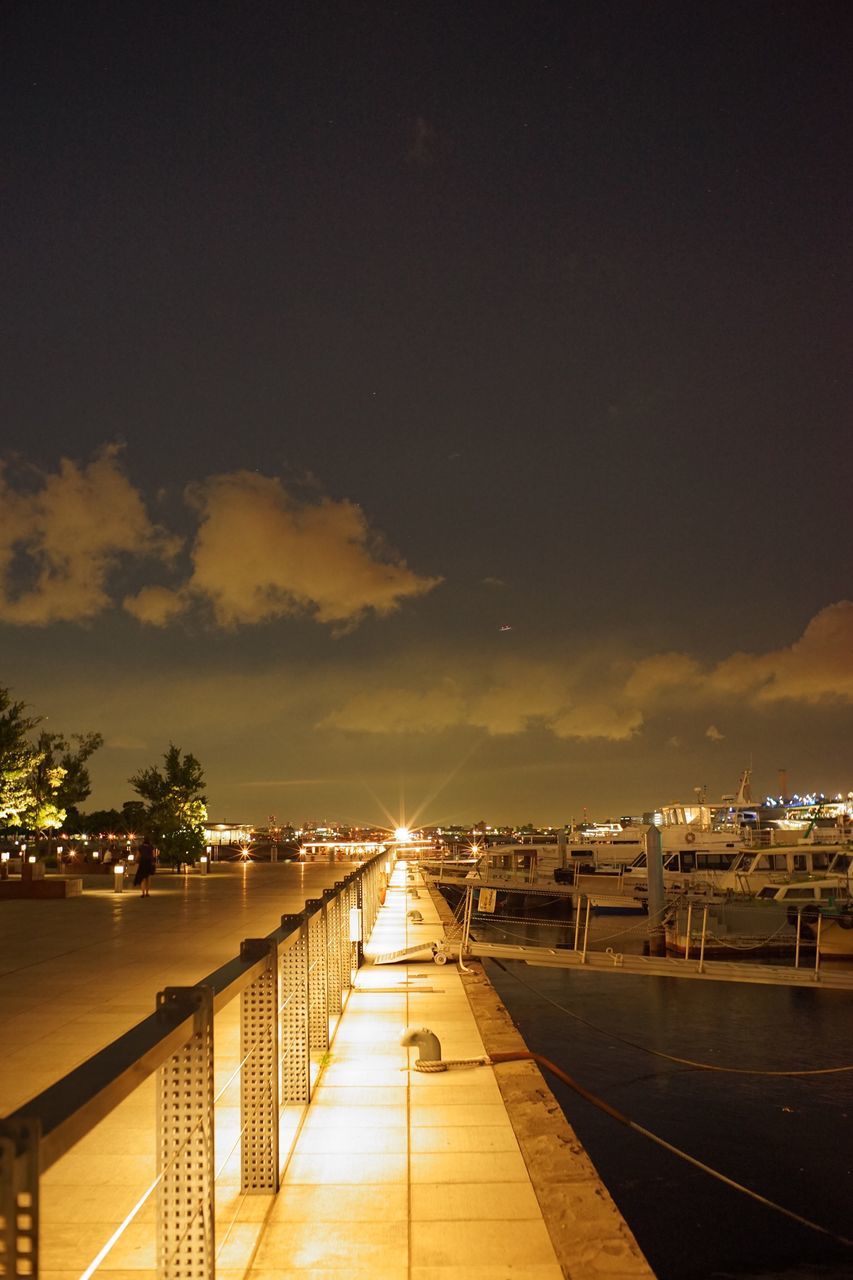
481;923;853;1280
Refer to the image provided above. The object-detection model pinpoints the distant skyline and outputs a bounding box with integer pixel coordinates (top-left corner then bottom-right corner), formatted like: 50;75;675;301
2;2;851;825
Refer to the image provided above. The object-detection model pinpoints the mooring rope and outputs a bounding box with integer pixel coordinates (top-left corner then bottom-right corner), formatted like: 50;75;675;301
410;1051;851;1248
490;957;853;1076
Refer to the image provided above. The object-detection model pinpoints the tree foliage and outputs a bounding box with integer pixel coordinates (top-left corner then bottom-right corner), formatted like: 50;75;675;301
129;744;207;866
0;690;40;823
25;730;104;833
0;686;103;837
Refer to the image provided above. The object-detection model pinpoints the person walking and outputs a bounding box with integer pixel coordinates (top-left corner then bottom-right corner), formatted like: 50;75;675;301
134;836;156;897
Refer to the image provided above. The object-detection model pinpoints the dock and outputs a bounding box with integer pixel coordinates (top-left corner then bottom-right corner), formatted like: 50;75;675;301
0;856;655;1278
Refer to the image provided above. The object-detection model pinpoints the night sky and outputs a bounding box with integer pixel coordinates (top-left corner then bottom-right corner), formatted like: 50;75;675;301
2;1;851;825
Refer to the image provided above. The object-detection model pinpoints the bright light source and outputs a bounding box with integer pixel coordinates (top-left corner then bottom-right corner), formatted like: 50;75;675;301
394;827;412;843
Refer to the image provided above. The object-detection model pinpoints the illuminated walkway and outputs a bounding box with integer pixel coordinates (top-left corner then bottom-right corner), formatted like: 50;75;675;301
0;860;357;1116
1;860;652;1278
245;861;651;1280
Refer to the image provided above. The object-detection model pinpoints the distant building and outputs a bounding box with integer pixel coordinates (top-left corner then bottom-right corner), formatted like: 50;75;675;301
203;822;253;848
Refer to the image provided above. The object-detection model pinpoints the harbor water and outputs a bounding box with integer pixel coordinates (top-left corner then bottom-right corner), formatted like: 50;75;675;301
477;915;853;1280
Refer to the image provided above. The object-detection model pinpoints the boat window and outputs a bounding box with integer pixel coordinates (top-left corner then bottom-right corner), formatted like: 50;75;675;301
793;855;808;871
757;887;777;899
812;853;829;870
785;888;817;899
819;888;837;900
696;852;736;870
680;852;696;872
756;854;789;871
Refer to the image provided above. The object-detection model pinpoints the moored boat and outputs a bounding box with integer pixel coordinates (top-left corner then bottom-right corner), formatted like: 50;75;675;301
664;879;853;961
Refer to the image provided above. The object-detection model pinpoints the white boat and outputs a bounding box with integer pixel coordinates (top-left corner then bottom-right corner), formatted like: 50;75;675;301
665;880;853;960
714;845;853;895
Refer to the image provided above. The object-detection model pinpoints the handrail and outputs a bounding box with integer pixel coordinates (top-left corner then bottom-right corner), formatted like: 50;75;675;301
7;994;200;1174
0;851;385;1185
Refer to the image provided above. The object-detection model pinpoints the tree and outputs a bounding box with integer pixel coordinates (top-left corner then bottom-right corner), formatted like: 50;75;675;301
24;731;104;839
0;689;40;825
129;744;208;867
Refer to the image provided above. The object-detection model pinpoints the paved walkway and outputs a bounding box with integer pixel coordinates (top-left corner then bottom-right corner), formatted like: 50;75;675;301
0;860;356;1115
4;859;652;1278
247;859;566;1279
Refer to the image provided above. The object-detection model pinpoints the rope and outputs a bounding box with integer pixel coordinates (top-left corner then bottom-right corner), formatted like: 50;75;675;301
488;1049;853;1250
413;1056;489;1073
489;958;853;1077
407;1046;851;1246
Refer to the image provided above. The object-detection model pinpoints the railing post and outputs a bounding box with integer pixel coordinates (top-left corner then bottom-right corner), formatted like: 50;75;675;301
156;986;215;1280
305;899;329;1053
0;1116;40;1280
239;938;280;1193
324;887;343;1018
279;915;310;1107
354;874;365;971
581;896;591;964
345;877;358;989
698;905;709;973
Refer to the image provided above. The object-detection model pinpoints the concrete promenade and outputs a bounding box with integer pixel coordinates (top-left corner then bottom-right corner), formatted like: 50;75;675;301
0;860;357;1116
1;858;654;1279
242;859;653;1279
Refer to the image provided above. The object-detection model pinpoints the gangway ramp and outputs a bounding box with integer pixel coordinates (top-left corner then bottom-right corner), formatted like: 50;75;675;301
468;939;853;990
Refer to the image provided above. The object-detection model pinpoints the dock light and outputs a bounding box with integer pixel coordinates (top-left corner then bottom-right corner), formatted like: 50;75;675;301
113;863;125;892
93;851;100;861
349;907;363;941
200;855;209;874
1;853;8;862
394;826;412;843
28;855;36;864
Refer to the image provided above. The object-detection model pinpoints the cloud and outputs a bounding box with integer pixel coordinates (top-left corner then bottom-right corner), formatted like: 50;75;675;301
125;471;441;629
320;601;853;744
322;657;645;742
0;448;440;630
0;447;177;625
124;584;188;626
320;680;464;734
708;602;853;703
623;652;703;701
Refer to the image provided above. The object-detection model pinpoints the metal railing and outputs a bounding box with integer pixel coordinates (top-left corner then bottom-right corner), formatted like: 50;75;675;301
0;854;386;1280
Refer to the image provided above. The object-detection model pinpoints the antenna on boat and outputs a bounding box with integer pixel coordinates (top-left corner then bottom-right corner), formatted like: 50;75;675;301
735;768;752;805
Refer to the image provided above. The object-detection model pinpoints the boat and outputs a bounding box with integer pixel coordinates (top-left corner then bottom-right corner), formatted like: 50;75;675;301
664;880;853;961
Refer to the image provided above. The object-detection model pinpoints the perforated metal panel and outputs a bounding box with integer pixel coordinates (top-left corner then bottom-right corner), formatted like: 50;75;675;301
279;927;310;1107
240;941;280;1192
156;988;214;1280
0;1120;38;1280
346;881;358;989
326;893;343;1016
307;909;329;1052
